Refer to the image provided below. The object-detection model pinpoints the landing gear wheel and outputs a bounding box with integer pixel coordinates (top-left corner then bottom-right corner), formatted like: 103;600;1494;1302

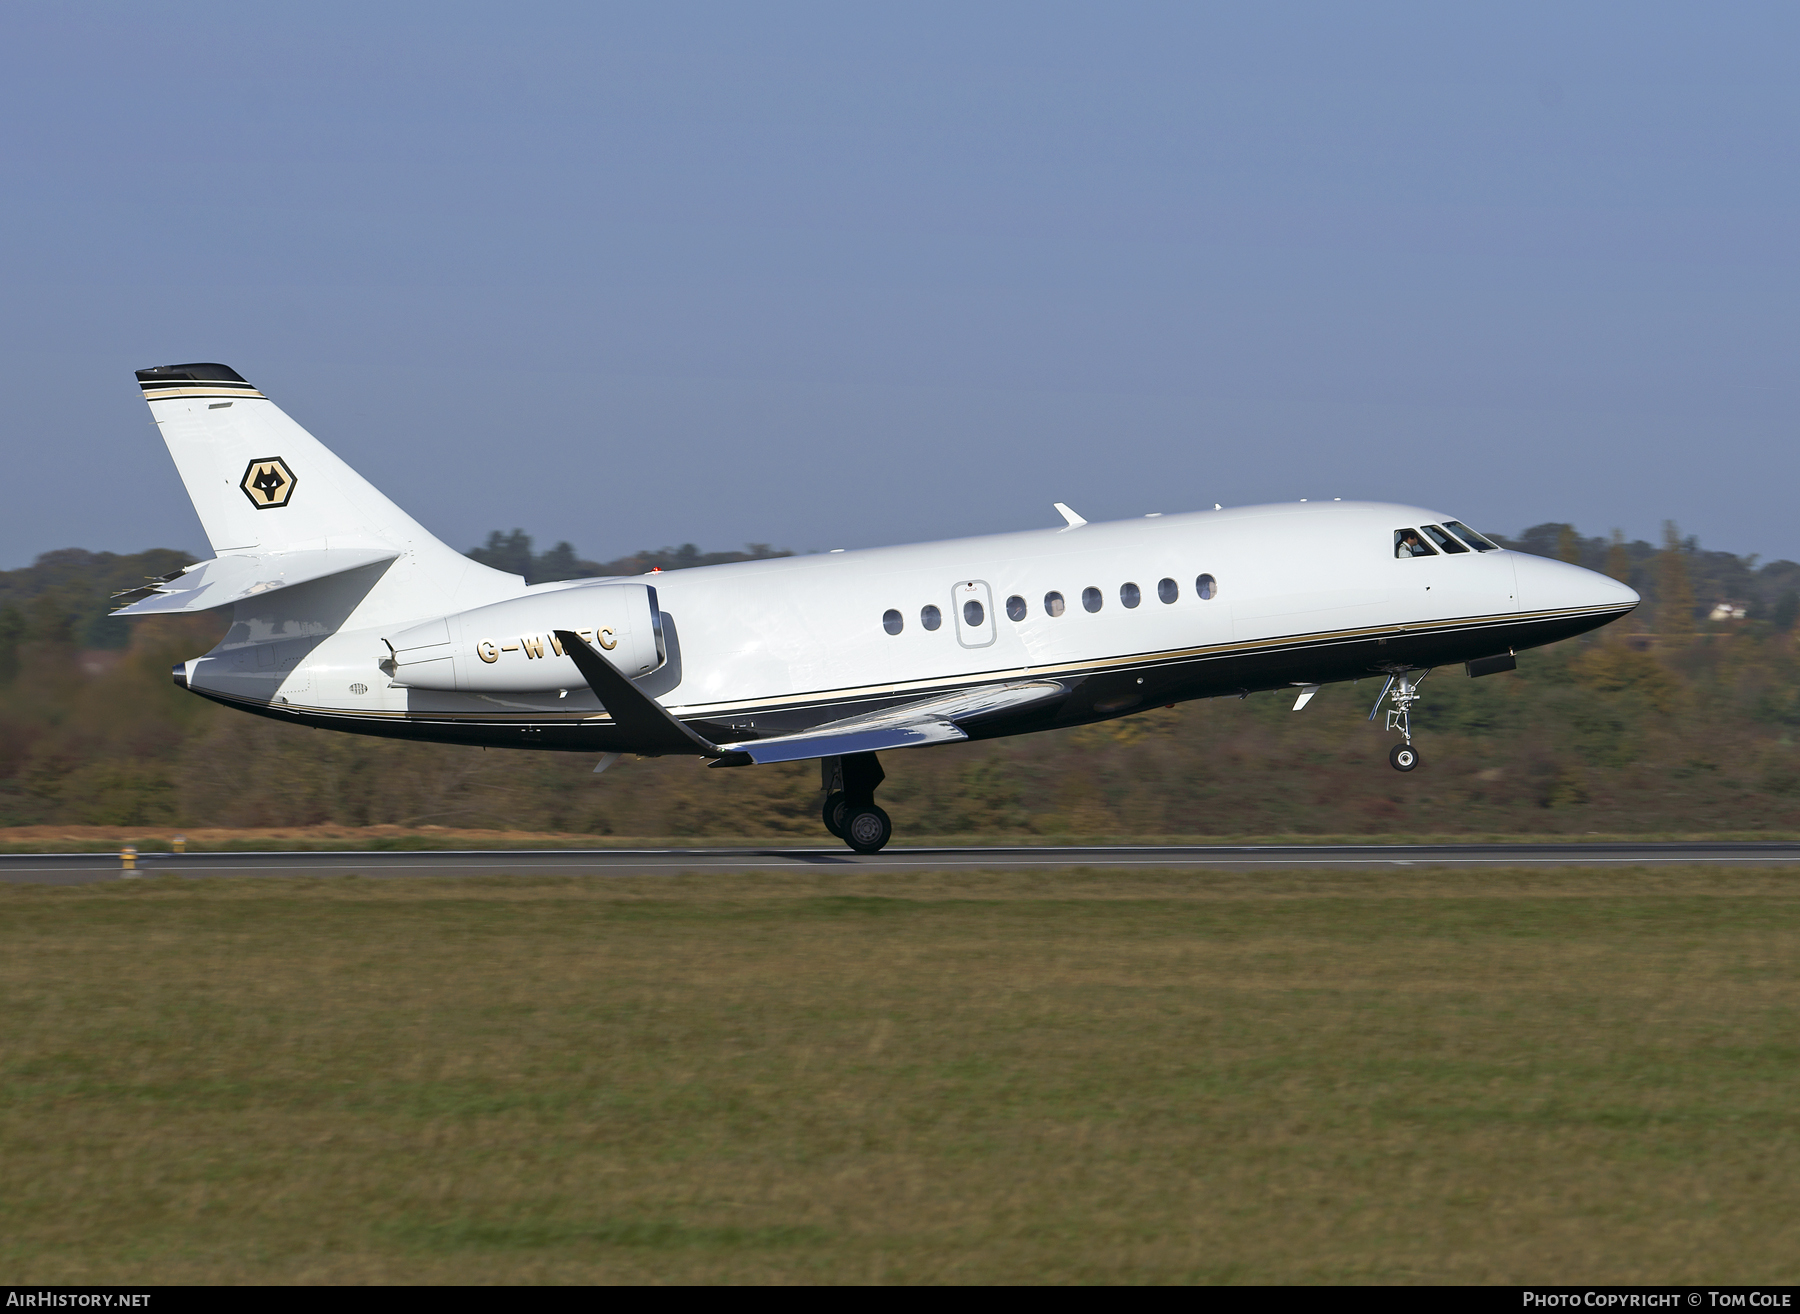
822;790;848;839
1389;743;1420;772
843;805;892;854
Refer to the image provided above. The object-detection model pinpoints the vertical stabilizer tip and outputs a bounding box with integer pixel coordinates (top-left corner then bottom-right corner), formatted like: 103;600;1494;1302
136;364;260;397
136;363;248;383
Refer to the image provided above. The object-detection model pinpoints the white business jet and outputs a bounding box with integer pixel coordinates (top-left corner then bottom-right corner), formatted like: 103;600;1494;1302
117;364;1639;852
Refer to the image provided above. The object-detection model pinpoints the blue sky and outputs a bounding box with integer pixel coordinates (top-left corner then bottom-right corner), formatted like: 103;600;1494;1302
3;3;1796;567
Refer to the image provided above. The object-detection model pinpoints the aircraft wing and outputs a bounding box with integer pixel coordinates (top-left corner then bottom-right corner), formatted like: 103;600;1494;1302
729;679;1067;764
552;629;1064;762
110;547;400;615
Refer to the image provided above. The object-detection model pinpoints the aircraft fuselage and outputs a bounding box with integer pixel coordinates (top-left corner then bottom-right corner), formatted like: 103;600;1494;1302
175;499;1636;753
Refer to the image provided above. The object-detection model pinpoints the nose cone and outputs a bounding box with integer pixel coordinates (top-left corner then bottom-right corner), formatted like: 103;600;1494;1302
1511;553;1640;614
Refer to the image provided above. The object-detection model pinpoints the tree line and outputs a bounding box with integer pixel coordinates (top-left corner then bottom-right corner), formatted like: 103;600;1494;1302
465;530;794;586
2;522;1798;837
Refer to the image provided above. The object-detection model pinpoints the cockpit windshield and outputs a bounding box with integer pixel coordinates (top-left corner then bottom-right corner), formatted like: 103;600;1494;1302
1421;525;1469;554
1442;520;1499;552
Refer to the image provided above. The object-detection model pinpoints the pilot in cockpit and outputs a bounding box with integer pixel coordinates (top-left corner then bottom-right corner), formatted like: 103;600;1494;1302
1394;529;1429;559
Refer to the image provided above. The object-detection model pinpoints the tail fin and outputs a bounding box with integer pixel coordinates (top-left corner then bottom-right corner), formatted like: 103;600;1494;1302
139;363;449;558
136;363;518;627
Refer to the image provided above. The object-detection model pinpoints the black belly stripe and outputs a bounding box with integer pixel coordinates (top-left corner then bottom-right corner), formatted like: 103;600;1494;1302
190;602;1633;748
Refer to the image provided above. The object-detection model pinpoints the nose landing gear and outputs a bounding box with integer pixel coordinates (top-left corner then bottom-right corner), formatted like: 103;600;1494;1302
821;752;892;853
1370;669;1431;771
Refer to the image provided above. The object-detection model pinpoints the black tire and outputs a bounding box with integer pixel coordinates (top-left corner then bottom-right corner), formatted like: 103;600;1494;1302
1389;743;1420;772
843;805;892;854
822;791;848;839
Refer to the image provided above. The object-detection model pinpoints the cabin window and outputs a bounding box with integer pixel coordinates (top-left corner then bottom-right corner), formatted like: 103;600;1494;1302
921;604;942;631
963;599;986;627
882;609;903;635
1443;520;1499;551
1394;529;1437;558
1158;577;1178;604
1196;573;1217;600
1006;594;1027;621
1120;581;1141;608
1045;591;1066;617
1421;524;1469;554
1082;586;1103;613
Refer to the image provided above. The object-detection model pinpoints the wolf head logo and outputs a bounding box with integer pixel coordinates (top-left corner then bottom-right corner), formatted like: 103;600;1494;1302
240;457;297;510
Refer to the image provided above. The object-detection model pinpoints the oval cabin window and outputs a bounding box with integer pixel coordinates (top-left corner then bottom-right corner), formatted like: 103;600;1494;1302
1120;582;1141;608
882;609;903;635
1082;587;1103;613
921;604;942;631
1045;591;1066;617
1157;577;1178;604
1196;574;1217;600
1006;595;1027;621
963;599;985;627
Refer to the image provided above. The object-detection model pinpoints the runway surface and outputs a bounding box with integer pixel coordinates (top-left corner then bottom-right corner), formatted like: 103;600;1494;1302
5;841;1800;884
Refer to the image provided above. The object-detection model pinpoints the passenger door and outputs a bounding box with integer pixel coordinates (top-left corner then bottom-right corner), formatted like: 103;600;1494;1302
951;579;996;648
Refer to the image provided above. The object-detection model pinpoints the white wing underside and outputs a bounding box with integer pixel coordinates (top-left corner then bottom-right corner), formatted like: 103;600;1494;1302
731;679;1065;764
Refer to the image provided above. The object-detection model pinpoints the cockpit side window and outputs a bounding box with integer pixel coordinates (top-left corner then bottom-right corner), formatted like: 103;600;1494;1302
1394;528;1437;558
1443;520;1499;552
1421;524;1469;554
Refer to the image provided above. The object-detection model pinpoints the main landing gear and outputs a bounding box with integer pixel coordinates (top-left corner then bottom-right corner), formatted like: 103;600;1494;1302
822;752;891;853
1369;668;1431;772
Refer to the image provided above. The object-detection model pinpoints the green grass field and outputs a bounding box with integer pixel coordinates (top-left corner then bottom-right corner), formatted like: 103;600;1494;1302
3;868;1797;1283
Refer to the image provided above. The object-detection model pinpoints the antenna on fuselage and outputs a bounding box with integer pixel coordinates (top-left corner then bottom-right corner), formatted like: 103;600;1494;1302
1053;503;1087;531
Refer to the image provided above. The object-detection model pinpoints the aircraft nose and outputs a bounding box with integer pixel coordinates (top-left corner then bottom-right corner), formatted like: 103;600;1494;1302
1511;553;1640;614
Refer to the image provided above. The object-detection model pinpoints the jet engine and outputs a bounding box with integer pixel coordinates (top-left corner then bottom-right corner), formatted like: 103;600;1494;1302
384;583;665;693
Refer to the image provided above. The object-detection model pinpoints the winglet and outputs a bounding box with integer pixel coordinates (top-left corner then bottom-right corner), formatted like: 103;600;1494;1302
1053;502;1087;530
554;630;728;758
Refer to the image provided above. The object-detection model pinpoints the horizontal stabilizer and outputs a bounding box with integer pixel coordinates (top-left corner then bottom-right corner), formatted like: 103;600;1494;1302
734;679;1065;765
110;547;399;615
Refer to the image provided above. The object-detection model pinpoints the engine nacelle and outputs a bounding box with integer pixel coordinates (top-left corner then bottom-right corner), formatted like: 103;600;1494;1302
384;583;665;693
